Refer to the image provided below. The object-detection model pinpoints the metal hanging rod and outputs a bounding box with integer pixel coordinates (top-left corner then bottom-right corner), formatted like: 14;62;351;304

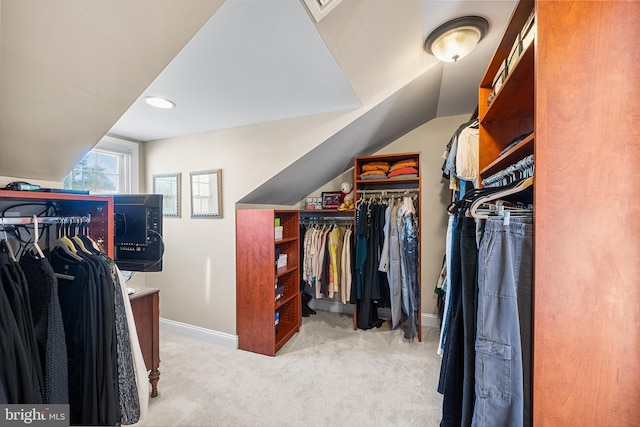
482;154;534;187
357;188;418;195
300;216;354;222
0;215;91;226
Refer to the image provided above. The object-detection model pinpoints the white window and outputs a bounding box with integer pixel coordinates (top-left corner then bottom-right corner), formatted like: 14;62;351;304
63;136;139;194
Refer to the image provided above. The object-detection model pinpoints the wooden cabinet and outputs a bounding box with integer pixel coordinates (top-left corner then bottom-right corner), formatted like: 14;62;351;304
129;288;160;397
479;0;640;424
353;152;422;341
236;209;301;356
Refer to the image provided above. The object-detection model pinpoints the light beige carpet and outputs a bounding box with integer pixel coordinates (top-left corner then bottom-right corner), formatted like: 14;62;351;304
133;310;443;427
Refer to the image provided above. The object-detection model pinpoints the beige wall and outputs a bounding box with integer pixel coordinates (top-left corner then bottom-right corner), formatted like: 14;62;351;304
142;113;347;334
143;113;468;334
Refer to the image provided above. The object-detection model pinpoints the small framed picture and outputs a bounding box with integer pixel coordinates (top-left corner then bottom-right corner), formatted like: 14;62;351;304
190;169;222;218
153;173;181;217
321;191;343;209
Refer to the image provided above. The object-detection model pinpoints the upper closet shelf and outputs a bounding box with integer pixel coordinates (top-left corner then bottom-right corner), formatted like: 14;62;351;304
481;41;534;123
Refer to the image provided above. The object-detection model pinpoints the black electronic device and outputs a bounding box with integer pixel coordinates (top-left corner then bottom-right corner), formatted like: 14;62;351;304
113;194;164;272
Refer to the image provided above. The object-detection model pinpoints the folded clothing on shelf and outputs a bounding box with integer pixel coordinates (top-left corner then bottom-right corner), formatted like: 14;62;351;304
388;166;419;178
362;161;390;172
359;161;390;179
389;158;418;172
360;170;388;179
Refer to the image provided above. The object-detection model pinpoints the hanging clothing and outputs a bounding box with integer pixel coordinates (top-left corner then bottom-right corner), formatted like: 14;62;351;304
455;125;480;186
355;202;383;329
438;213;465;427
0;207;147;426
437;171;534;427
437;215;455;355
354;196;419;332
300;223;352;303
19;252;68;404
473;217;533;427
340;227;353;304
115;267;149;424
328;226;344;298
385;200;403;329
47;236;144;426
0;262;39;404
398;197;420;340
0;252;45;404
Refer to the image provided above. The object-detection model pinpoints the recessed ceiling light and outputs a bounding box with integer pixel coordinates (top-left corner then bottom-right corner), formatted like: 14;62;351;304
143;96;176;109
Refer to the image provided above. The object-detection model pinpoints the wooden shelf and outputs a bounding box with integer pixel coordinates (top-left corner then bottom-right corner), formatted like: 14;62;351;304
480;132;535;178
275;292;297;310
275;319;298;353
275;236;297;244
481;41;534;123
479;0;535;89
275;265;298;278
355;176;420;185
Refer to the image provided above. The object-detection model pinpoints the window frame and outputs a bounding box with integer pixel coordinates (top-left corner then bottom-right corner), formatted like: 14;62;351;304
63;135;140;194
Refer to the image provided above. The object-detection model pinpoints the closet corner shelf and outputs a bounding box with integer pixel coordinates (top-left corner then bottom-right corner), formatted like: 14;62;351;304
480;133;535;178
480;41;534;124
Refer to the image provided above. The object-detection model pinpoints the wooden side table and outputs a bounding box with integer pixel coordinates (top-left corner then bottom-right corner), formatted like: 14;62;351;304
129;288;160;397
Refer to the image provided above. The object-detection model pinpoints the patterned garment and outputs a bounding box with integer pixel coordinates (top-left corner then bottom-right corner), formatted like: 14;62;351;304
103;256;141;425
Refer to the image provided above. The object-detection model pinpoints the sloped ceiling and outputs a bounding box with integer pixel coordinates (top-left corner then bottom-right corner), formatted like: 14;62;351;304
0;0;224;180
0;0;517;197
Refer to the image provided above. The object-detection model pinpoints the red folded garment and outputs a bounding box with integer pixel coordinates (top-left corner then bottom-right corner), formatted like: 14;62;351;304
387;166;418;178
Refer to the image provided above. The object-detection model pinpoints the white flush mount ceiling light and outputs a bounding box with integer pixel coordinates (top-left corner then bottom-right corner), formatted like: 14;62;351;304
425;16;489;62
143;96;176;109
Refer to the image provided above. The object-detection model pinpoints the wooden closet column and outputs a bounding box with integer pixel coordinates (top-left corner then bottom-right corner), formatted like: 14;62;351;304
478;0;640;423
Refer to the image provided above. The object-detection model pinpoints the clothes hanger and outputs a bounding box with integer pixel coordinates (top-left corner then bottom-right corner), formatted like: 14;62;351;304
71;218;93;255
470;176;534;219
52;218;83;261
80;220;101;253
0;219;18;263
30;215;46;259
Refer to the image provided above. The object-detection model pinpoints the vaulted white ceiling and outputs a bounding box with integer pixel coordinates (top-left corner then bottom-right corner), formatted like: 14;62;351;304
0;0;517;189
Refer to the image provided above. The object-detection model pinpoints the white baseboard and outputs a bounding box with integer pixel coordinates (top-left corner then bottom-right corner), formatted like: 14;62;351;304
422;313;440;329
159;311;439;349
160;318;238;349
309;298;354;314
309;300;441;330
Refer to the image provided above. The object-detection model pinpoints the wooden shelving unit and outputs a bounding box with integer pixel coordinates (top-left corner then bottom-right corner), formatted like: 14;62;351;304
478;0;535;184
353;152;422;341
236;209;301;356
